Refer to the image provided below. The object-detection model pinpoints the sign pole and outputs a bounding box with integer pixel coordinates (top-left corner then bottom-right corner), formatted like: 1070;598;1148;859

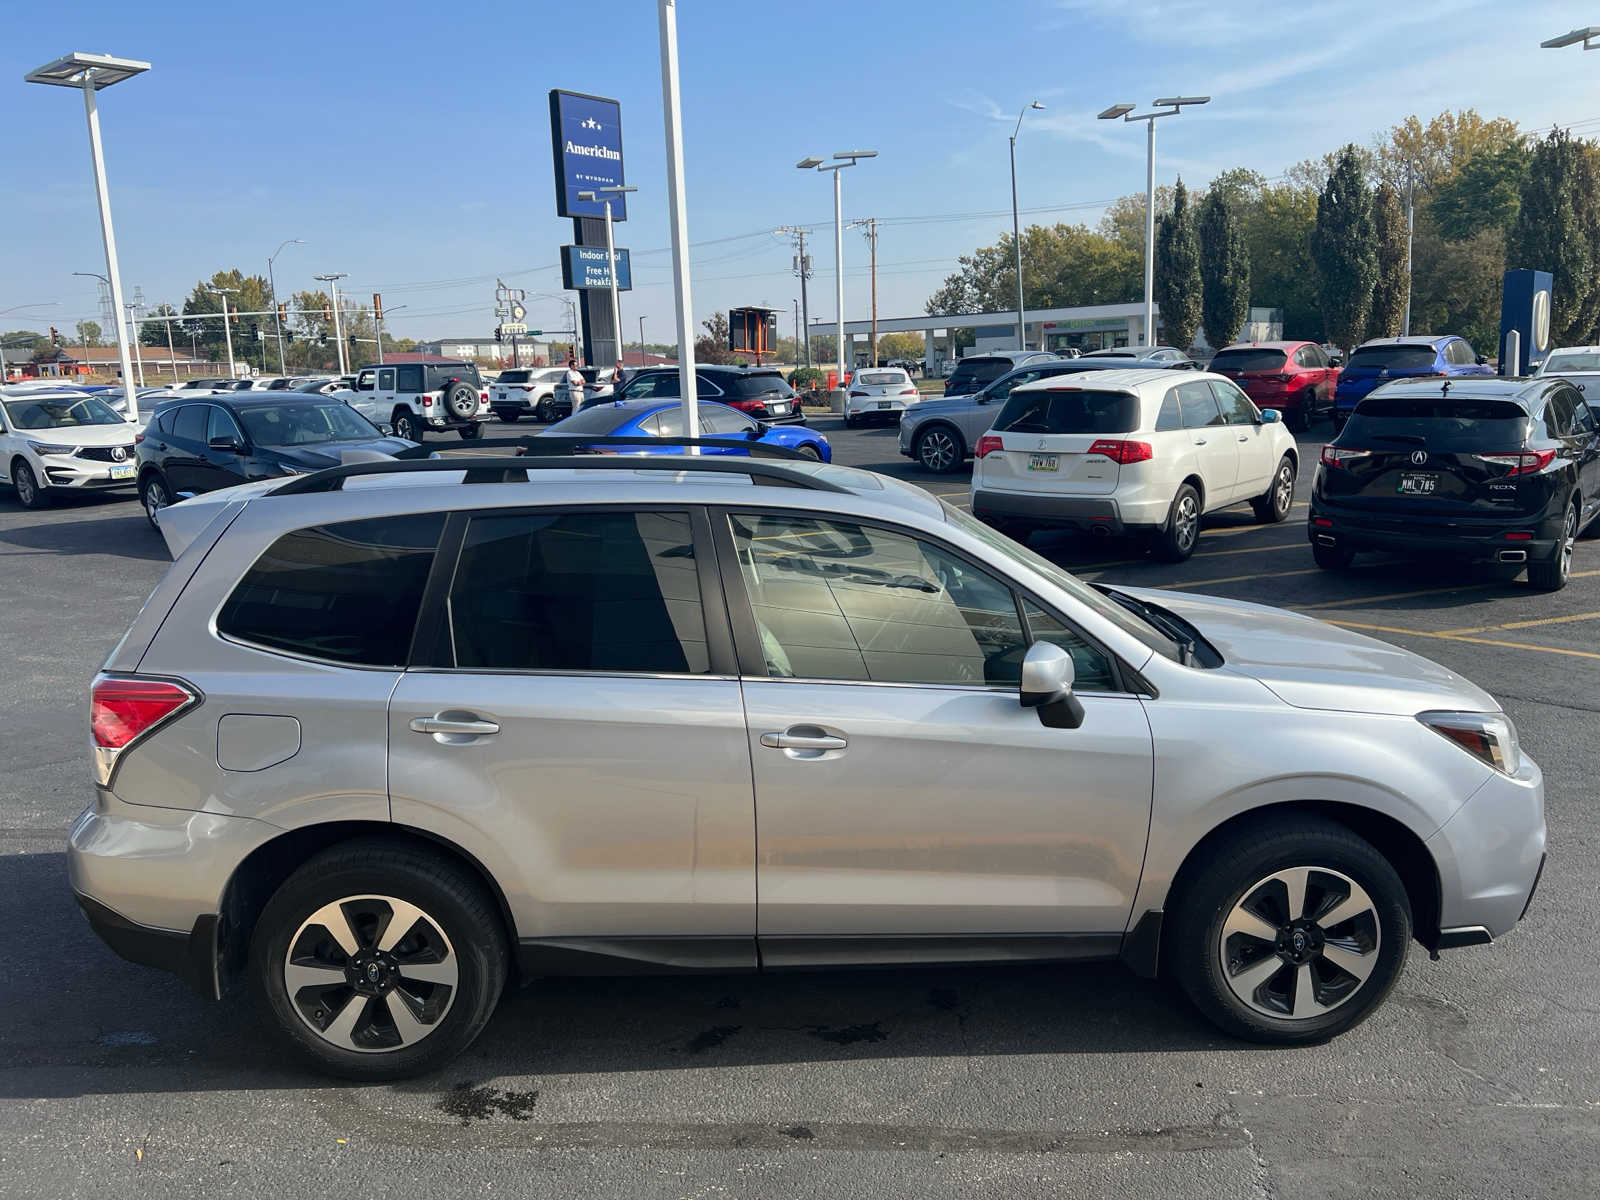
659;0;698;447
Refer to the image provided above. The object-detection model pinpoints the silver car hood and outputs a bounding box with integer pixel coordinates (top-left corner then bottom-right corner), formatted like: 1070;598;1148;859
1120;587;1498;716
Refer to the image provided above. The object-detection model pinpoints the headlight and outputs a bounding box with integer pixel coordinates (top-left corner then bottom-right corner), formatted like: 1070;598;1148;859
27;441;76;457
1417;711;1521;775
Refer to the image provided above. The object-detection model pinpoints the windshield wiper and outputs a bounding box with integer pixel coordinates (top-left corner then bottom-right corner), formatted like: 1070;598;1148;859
1097;586;1198;665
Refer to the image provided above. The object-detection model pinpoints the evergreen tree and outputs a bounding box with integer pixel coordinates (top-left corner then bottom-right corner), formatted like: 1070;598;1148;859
1310;145;1377;353
1367;183;1410;339
1197;181;1251;349
1508;129;1600;344
1153;178;1202;351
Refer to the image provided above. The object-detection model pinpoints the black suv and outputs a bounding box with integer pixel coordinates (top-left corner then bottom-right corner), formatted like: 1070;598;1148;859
1310;377;1600;590
607;366;805;423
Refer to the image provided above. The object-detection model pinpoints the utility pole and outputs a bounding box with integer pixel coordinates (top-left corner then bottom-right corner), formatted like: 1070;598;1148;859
777;226;814;367
849;217;878;366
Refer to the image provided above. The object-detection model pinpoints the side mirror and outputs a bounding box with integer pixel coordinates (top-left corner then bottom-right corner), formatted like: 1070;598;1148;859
208;435;243;453
379;423;395;436
1019;641;1085;729
1476;355;1489;366
1260;408;1281;424
746;425;763;439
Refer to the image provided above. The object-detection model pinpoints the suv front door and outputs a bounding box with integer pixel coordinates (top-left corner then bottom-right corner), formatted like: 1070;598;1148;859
387;506;756;964
716;510;1153;960
1177;380;1239;503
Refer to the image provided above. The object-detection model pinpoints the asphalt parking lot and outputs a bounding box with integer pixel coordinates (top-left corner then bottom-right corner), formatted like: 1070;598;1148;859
2;414;1596;1198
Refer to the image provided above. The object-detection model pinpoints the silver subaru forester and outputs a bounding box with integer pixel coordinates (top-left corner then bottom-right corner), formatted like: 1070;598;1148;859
70;450;1546;1079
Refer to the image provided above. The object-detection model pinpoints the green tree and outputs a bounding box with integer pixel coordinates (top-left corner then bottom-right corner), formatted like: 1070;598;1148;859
1153;178;1202;351
1409;221;1507;354
878;331;925;361
75;319;102;349
1428;141;1530;240
1311;145;1378;352
1508;128;1600;344
1378;110;1523;193
1;329;51;361
1096;187;1175;257
1239;184;1322;341
1367;182;1410;339
138;303;180;349
180;269;274;369
926;221;1140;317
1197;181;1251;349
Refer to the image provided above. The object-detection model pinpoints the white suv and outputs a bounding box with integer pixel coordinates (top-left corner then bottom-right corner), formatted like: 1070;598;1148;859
970;368;1299;561
345;361;491;442
490;367;568;423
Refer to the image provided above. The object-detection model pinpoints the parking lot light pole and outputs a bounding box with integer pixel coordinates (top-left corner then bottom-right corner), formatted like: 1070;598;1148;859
315;273;349;375
207;286;237;377
578;185;637;370
124;302;145;385
26;52;150;422
1099;96;1209;350
799;150;876;387
267;238;304;375
1010;101;1044;350
659;0;699;446
1540;25;1600;50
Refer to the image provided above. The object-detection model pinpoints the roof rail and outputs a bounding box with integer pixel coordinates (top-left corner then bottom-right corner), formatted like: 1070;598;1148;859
388;435;809;462
269;445;850;496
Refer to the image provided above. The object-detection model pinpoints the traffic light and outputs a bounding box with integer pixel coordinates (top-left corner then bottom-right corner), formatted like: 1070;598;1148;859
318;333;327;347
494;326;503;344
277;302;287;326
284;328;295;344
322;303;332;322
372;293;383;322
249;322;261;343
49;327;60;346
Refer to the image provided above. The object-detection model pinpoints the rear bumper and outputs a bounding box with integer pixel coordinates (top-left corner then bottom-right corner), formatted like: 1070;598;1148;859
1308;500;1560;561
971;488;1165;534
75;892;220;999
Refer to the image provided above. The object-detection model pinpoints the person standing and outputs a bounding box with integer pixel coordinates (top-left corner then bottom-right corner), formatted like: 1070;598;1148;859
608;359;625;390
565;357;585;413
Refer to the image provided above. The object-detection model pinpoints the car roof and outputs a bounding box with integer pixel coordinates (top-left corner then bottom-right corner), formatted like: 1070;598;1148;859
1009;367;1190;394
1217;340;1313;351
1354;335;1457;348
957;351;1053;364
1366;376;1547;404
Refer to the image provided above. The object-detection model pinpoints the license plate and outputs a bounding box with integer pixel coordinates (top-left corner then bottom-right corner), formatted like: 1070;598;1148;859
770;402;789;413
1398;472;1437;495
876;401;893;410
1028;453;1059;472
108;463;135;480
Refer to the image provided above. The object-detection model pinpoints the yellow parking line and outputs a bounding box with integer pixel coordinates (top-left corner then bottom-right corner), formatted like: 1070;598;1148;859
1152;567;1321;590
1297;569;1600;612
1436;610;1600;636
1073;540;1305;572
1323;618;1600;662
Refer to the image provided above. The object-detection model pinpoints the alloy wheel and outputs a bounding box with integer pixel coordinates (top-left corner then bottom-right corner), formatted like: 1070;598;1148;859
143;476;167;520
1218;866;1380;1020
1174;493;1199;551
1560;504;1577;583
14;463;37;507
1273;462;1294;516
282;894;458;1053
918;428;958;473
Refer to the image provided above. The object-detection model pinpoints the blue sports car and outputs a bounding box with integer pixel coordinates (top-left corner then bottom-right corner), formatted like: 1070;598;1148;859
540;397;832;461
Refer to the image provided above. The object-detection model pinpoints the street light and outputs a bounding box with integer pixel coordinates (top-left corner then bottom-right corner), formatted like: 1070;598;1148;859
578;185;638;371
659;0;700;445
26;51;150;422
1541;26;1600;48
314;273;349;374
1099;95;1210;350
206;286;238;377
124;302;145;386
0;302;57;381
798;149;877;389
267;238;304;375
1010;101;1045;350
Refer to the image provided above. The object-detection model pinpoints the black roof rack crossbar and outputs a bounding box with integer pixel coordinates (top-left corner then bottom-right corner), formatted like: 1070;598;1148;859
389;435;809;462
269;450;851;496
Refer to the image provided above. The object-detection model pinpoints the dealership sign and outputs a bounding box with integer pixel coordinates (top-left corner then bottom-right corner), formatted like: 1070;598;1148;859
549;89;627;221
561;245;633;291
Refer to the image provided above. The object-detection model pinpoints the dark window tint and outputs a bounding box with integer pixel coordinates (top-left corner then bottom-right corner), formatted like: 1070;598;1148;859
992;388;1139;435
1211;380;1260;424
173;405;209;443
947;358;1014;391
426;363;480;390
396;365;423;392
731;513;1031;685
546;405;633;435
1347;345;1438;370
207;406;243;444
1178;381;1224;428
1570;391;1597;436
500;369;530;384
726;371;794;398
1155;389;1184;432
986;368;1045;401
1543;389;1577;438
447;511;708;674
218;513;445;666
1210;349;1288;372
701;405;755;435
1345;398;1529;452
154;408;176;435
622;373;664;400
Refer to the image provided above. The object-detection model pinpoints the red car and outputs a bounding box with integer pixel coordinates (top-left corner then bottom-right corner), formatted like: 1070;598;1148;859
1207;340;1339;431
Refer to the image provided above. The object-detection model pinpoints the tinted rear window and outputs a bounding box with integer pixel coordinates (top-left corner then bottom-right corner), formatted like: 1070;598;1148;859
217;514;445;666
1347;345;1438;370
500;369;531;383
993;388;1139;435
1346;397;1529;450
1209;349;1288;371
949;359;1013;388
726;371;795;398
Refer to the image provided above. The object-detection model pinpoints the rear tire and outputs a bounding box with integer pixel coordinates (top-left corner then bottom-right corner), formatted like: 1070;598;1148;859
494;409;520;424
1251;456;1296;523
844;414;859;429
1313;541;1355;570
392;411;422;443
1527;501;1577;592
1152;483;1201;562
251;840;508;1082
535;398;555;423
458;423;483;441
1166;815;1410;1044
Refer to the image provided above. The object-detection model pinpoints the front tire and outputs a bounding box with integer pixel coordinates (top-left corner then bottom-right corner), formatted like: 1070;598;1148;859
1166;816;1410;1044
138;470;171;529
392;411;422;443
251;840;508;1082
1251;456;1296;523
11;459;48;510
1152;483;1201;562
914;425;964;474
1527;501;1577;592
794;443;822;461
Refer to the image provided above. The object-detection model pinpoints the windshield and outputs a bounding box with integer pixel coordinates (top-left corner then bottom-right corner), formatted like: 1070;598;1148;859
1542;351;1600;374
993;388;1139;434
1210;348;1289;372
1347;345;1438;370
237;403;382;446
2;396;126;429
940;503;1179;664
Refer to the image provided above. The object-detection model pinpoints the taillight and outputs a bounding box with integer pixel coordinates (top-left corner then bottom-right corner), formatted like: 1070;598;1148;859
900;387;918;396
1474;449;1556;476
1321;446;1372;468
975;435;1003;458
849;390;868;398
422;396;432;406
91;676;197;749
1087;438;1152;465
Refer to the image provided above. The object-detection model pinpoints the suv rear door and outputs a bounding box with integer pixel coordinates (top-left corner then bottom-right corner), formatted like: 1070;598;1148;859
387;506;756;958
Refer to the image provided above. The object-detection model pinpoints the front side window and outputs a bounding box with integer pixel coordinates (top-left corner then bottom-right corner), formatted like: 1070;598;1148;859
1211;380;1260;424
731;513;1042;687
446;510;708;675
207;406;244;444
217;513;445;666
623;374;662;400
986;369;1043;402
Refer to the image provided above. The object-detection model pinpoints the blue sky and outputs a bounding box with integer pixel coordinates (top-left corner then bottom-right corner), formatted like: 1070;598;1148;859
3;0;1597;351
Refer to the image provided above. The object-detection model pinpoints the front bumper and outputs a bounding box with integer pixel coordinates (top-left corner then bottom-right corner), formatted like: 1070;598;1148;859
1426;754;1546;942
1309;500;1560;562
37;454;139;491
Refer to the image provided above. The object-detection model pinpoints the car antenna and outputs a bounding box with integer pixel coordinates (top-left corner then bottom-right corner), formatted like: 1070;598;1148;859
1441;380;1451;397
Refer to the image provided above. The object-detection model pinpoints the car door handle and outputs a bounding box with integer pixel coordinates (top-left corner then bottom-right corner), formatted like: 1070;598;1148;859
760;730;847;751
1192;437;1207;445
410;715;500;736
1238;434;1250;442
